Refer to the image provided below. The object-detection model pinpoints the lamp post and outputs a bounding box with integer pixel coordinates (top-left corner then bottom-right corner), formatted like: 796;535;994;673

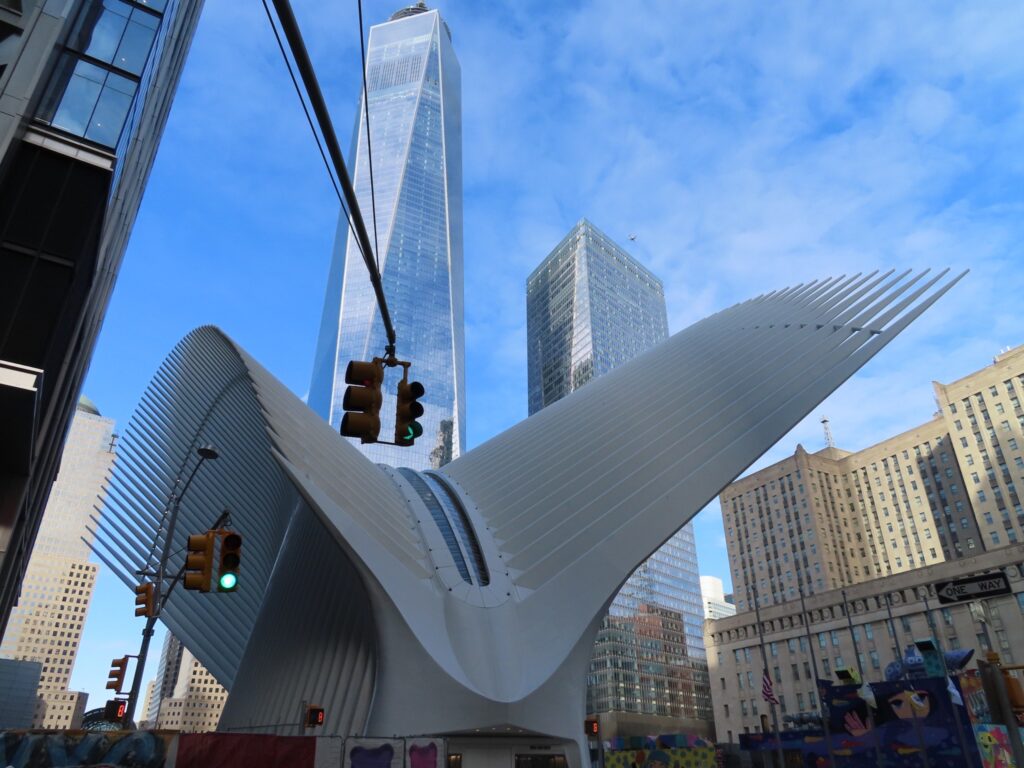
121;444;219;727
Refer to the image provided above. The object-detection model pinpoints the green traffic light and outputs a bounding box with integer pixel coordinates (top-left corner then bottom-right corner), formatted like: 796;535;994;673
219;572;238;591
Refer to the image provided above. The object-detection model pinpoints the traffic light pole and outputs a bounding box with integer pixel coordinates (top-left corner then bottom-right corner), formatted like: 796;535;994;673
121;452;222;728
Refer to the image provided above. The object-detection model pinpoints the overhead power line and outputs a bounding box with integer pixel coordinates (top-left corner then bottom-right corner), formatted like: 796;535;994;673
357;0;382;275
265;0;398;356
259;0;347;221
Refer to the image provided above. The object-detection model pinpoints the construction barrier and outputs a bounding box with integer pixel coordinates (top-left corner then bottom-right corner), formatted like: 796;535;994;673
0;732;446;768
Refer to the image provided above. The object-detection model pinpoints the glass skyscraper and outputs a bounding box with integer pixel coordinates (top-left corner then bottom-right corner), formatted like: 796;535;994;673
310;3;464;470
526;219;711;727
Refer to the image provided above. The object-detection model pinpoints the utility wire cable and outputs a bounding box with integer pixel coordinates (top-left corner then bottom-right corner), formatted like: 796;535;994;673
265;0;398;354
260;0;365;264
357;0;382;274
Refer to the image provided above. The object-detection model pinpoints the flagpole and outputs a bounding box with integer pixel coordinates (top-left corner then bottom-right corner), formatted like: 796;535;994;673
883;591;905;670
842;589;884;768
799;584;836;768
882;591;936;768
750;581;786;768
919;588;973;763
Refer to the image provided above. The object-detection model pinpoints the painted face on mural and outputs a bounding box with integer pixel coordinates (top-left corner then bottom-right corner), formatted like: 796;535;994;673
886;690;931;719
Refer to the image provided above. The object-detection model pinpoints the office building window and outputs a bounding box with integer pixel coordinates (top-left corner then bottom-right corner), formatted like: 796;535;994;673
36;0;162;148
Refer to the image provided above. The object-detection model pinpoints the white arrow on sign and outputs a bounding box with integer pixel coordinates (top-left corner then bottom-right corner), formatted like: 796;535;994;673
936;577;1008;602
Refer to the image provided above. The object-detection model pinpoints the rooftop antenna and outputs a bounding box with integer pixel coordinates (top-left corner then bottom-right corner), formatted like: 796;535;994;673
821;415;835;449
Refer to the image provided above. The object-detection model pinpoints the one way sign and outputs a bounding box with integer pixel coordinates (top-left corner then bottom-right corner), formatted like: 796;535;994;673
934;571;1012;605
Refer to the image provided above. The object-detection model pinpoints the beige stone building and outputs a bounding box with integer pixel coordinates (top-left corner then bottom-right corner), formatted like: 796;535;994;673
723;420;977;613
139;679;158;729
152;642;227;732
706;544;1024;742
935;345;1024;548
0;399;114;728
709;343;1024;742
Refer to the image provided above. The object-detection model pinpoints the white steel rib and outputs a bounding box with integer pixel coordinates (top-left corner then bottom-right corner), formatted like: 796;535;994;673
91;269;963;761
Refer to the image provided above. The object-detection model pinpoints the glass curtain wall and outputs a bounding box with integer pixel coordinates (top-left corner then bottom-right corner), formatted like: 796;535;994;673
309;7;464;471
527;219;711;722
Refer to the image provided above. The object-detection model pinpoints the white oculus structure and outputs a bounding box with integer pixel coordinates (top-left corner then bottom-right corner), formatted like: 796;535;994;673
92;269;962;762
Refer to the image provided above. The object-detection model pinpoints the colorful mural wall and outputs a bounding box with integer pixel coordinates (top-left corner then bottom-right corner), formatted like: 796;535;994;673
972;725;1016;768
0;730;176;768
0;732;445;768
603;734;716;768
344;738;406;768
741;677;983;768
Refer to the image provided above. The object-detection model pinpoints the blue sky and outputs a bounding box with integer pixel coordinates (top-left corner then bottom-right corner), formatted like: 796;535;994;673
70;0;1024;711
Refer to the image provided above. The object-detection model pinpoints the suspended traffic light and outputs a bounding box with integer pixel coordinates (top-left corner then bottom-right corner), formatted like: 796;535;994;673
217;530;242;592
305;705;325;728
106;656;129;693
184;531;214;592
340;360;383;443
104;699;127;721
134;582;155;618
394;379;425;446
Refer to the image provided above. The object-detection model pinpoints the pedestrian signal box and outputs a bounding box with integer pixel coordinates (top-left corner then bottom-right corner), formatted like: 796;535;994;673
104;699;127;721
305;705;325;728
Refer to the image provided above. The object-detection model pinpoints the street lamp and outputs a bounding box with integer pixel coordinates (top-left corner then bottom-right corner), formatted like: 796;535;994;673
122;444;219;728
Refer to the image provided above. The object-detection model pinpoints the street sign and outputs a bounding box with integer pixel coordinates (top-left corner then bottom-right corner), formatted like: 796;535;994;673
934;571;1012;604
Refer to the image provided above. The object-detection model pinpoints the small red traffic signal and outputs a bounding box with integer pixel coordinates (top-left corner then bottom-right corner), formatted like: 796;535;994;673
184;531;214;592
106;656;129;693
104;699;127;721
217;530;241;592
134;582;155;617
305;705;325;727
584;718;599;736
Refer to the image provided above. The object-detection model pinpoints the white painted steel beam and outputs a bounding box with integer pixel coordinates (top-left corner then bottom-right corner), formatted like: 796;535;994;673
91;270;962;760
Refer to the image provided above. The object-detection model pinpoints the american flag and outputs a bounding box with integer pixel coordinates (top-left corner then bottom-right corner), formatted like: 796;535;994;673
762;669;780;704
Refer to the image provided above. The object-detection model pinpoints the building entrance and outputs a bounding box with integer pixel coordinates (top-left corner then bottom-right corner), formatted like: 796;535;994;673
514;755;567;768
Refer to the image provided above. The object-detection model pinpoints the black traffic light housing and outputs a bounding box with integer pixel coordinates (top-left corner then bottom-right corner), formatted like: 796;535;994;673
394;378;425;446
104;699;127;721
584;718;599;737
217;530;242;592
341;360;384;443
184;531;214;592
305;705;325;728
106;656;129;693
134;582;155;617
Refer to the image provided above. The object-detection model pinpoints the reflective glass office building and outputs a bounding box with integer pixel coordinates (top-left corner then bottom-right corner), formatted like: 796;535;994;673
0;0;203;634
310;3;464;470
526;219;711;729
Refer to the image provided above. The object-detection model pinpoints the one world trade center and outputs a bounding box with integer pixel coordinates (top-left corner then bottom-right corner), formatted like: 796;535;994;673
309;3;465;469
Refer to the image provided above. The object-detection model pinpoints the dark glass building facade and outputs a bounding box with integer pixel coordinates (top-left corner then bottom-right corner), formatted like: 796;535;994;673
526;219;712;732
0;0;203;634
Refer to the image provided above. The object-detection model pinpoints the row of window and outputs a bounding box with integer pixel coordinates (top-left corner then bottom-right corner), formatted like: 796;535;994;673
36;0;165;148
